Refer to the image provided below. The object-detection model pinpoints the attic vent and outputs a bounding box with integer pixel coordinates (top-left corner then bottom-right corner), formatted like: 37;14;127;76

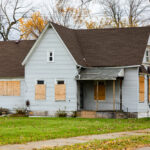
83;58;86;62
15;40;20;44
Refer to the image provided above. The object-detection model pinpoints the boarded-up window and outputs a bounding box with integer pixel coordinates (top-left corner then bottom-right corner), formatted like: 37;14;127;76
94;81;106;100
55;81;66;101
35;84;46;100
0;81;20;96
139;76;145;102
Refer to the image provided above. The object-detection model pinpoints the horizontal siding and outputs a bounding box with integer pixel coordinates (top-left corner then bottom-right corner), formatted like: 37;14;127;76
25;28;78;113
122;68;138;112
138;75;150;112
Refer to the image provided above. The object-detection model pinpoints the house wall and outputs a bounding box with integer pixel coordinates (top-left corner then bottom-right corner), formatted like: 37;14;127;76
137;74;150;118
122;68;139;112
0;79;25;110
82;67;143;113
82;80;120;111
24;27;78;116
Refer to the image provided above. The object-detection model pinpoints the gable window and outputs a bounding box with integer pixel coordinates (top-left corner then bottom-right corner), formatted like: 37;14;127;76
139;76;145;103
94;81;106;100
55;80;66;101
0;81;20;96
47;51;54;62
35;80;46;100
146;48;150;62
148;77;150;103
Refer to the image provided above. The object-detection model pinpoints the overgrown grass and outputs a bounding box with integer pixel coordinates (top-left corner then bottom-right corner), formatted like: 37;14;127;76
0;117;150;145
41;135;150;150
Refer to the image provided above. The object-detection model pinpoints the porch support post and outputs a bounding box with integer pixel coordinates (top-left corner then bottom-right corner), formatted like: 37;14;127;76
120;78;123;111
113;80;116;111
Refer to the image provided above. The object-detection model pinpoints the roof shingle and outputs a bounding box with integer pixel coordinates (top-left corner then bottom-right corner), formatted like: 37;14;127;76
52;23;150;67
0;40;35;77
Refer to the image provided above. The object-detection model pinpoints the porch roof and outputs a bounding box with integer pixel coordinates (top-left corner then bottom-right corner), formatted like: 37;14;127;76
76;68;124;80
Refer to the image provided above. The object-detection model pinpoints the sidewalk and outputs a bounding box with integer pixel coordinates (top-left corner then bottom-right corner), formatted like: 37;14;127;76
0;129;150;150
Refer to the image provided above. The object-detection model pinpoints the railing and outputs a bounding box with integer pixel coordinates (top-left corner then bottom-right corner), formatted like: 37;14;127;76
95;101;129;113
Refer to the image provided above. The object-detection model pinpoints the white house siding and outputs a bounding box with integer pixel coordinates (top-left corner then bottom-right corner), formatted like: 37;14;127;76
122;68;139;112
0;79;25;110
24;28;78;116
137;74;150;118
82;80;120;111
148;35;150;45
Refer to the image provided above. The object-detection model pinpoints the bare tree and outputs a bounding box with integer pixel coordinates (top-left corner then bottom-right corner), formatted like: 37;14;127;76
0;0;32;41
45;0;91;28
126;0;150;27
100;0;124;28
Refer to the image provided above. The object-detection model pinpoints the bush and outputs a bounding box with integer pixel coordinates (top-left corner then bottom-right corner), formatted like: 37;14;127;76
0;108;9;116
71;111;77;118
56;109;67;117
12;108;28;117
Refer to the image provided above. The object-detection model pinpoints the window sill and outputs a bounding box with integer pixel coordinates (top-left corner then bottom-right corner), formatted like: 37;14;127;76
55;100;66;102
139;102;145;103
95;100;106;101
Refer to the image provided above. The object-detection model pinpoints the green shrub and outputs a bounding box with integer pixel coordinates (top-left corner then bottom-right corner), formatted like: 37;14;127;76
56;109;67;117
71;111;77;118
0;107;9;115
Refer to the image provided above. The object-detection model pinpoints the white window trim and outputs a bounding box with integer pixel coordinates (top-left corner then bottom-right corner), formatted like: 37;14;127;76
37;80;45;85
35;79;46;85
55;79;66;84
146;48;150;62
47;51;54;63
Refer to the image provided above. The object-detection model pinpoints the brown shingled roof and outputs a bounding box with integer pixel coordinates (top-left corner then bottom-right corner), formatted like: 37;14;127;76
0;40;35;77
52;23;150;67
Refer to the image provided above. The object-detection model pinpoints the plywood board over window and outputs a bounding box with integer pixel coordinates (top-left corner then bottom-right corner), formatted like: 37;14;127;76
139;76;145;102
148;77;150;103
55;84;66;101
0;81;20;96
94;81;106;100
35;85;46;100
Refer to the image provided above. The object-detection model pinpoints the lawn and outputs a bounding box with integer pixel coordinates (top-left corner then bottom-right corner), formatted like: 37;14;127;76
0;117;150;145
40;135;150;150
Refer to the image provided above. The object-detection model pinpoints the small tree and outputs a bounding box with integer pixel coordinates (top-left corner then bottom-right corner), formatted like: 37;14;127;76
126;0;150;27
0;0;32;41
46;0;90;28
19;12;48;40
100;0;124;28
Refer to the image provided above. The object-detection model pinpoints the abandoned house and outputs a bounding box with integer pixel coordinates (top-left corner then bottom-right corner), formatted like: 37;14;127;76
0;22;150;118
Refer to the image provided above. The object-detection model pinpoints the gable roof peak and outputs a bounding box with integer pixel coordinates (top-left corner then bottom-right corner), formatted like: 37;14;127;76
51;22;150;67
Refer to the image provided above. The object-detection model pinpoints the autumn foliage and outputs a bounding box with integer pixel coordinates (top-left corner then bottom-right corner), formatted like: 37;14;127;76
19;12;48;40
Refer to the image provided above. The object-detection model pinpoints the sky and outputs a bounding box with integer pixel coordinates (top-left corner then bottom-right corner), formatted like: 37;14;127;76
2;0;150;40
31;0;150;22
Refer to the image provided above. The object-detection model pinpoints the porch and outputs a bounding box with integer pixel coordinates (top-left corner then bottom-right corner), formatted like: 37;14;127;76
76;68;130;118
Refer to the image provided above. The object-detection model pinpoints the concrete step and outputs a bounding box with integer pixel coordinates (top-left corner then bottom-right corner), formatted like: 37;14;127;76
78;111;137;119
79;111;97;118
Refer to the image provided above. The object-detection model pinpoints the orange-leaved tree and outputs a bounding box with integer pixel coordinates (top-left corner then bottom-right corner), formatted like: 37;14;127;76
19;12;48;40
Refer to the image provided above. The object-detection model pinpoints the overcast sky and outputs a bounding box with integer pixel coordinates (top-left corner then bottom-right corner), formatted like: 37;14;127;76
31;0;150;19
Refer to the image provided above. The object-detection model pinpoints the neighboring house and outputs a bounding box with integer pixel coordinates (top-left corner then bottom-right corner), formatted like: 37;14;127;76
0;22;150;118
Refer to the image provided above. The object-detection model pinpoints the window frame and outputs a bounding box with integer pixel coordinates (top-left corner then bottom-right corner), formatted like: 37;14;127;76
145;48;150;63
55;79;65;85
0;80;21;96
55;79;66;101
139;75;145;103
37;80;44;85
47;51;54;63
